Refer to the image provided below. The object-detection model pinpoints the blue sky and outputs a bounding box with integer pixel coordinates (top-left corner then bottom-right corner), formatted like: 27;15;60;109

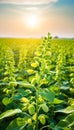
0;0;74;37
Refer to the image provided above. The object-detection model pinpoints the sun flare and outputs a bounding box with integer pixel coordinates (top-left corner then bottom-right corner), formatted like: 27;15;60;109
26;15;38;28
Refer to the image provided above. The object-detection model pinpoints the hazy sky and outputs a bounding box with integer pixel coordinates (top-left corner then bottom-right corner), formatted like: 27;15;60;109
0;0;74;37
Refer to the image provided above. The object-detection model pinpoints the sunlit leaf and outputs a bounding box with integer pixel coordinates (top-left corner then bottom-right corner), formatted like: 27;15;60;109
6;117;27;130
55;105;74;114
2;97;13;106
0;109;22;120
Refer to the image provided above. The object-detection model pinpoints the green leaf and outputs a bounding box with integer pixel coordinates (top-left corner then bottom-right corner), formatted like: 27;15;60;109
41;103;49;113
18;88;31;96
55;105;74;114
27;125;33;130
0;109;22;120
57;113;74;128
6;117;27;130
65;113;74;124
69;122;74;128
28;104;35;115
13;94;22;100
39;114;46;125
17;82;34;88
58;120;69;128
40;89;55;102
2;97;13;106
53;98;63;104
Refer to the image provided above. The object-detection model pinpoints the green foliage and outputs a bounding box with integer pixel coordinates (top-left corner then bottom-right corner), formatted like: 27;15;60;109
2;97;13;106
6;117;27;130
55;105;74;114
0;35;74;130
0;109;22;120
57;113;74;129
40;89;55;102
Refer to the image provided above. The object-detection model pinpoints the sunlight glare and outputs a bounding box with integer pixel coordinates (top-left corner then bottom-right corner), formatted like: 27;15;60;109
26;15;38;28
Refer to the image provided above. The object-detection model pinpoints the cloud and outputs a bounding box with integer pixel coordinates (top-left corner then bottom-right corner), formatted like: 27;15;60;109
0;0;58;5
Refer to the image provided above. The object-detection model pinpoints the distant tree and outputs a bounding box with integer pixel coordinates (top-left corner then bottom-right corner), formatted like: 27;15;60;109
54;36;59;39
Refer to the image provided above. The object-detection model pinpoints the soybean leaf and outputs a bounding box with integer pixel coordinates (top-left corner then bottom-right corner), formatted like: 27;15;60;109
2;97;13;106
55;105;74;114
53;98;64;104
40;89;55;102
0;109;22;120
6;117;27;130
57;113;74;128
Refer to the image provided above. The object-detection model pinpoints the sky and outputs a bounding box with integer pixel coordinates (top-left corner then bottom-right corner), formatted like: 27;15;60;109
0;0;74;38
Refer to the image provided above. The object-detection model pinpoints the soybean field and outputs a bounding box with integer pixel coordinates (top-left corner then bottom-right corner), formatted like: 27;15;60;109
0;34;74;130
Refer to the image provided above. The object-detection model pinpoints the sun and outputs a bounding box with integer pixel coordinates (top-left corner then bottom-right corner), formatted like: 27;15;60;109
26;15;38;28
